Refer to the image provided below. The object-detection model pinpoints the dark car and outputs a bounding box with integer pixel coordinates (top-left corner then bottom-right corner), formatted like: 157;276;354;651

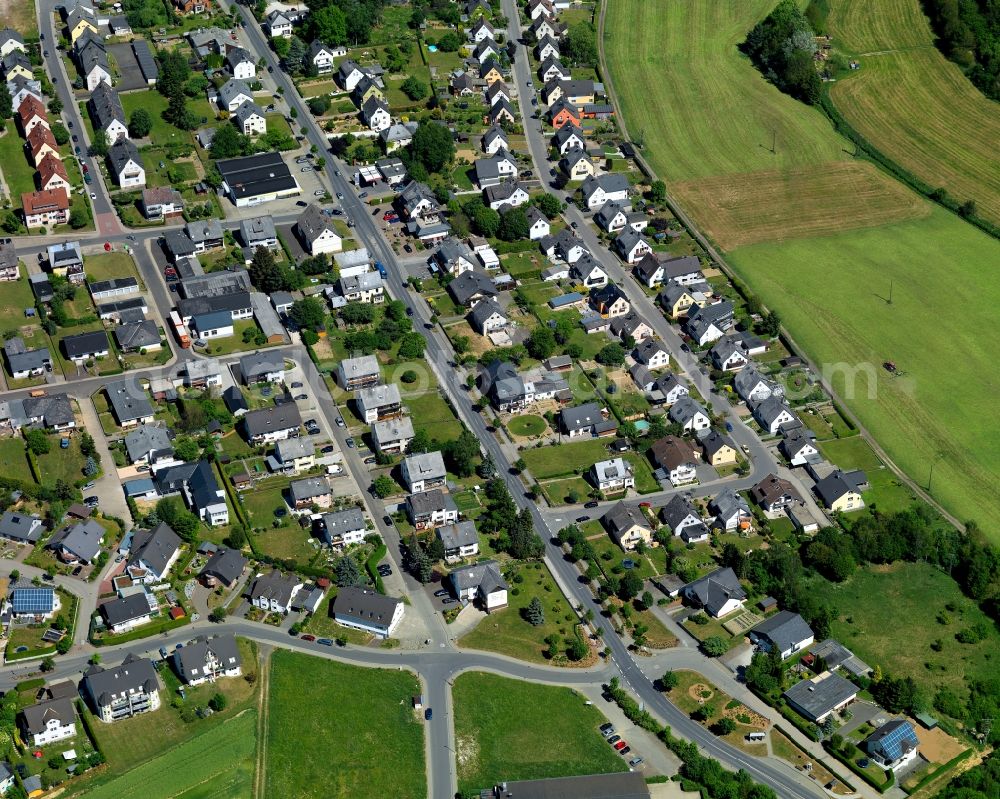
346;438;355;448
294;393;308;401
433;589;449;598
84;495;99;507
71;134;77;142
300;634;316;641
317;638;334;646
267;65;273;72
575;515;590;523
406;307;413;316
321;445;335;453
424;707;433;720
291;381;303;388
403;244;412;253
584;500;599;509
383;515;393;526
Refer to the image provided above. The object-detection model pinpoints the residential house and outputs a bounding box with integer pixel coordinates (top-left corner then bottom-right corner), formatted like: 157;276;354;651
17;95;48;136
3;337;51;380
123;424;174;467
337;354;380;390
479;58;503;85
0;28;25;58
76;37;111;90
471;237;499;270
47;518;104;564
100;591;155;634
239;215;278;251
484;180;530;211
288;476;332;510
353;74;386;106
448;560;508;612
750;473;802;512
538;55;568;82
814;470;866;512
571;254;608;288
64;330;112;365
701;430;738;466
380;121;417;152
127;522;181;582
309;41;338;73
468;298;508;335
316;508;366;549
781;428;819;466
248;571;303;613
265;10;293;37
708;487;752;532
105;377;155;428
534;34;560;61
21;393;75;430
434;237;477;275
0;510;44;544
527;206;550;240
447;269;498;308
361;96;391;132
474;149;518;189
21;188;69;228
406;489;459;531
401;451;447;493
468;19;494;43
560;401;616;438
659;254;703;286
222;386;249;417
47;239;84;282
485;79;510;107
661;494;709;542
174;634;242;685
866;720;920;771
549;98;581;129
87;82;128;143
668;396;711;432
372;416;415;454
552;123;584;155
233;101;266;135
481;124;509;155
650;435;699;486
633;339;670;370
596;201;641;235
8;586;58;620
0;239;19;281
19;684;77;746
83;654;161;723
356;383;402;423
476;37;501;64
601;501;653;551
752;396;799;436
226;46;255;80
108;139;145;188
242;405;302;445
581;173;629;210
734;364;782;404
610;312;653;343
615;229;652;264
750;610;815;659
336;59;368;91
682;567;747;618
436;521;479;562
274;437;315;474
658;281;703;320
450;71;475;96
783;671;857;723
140;186;184;219
685;301;734;346
332;586;404;638
217;78;253;112
710;336;750;371
239;351;285;384
481;361;569;412
156;460;229;525
560;149;596;181
589;457;634;492
590;283;630;317
175;0;210;13
295;203;342;255
199;547;247;588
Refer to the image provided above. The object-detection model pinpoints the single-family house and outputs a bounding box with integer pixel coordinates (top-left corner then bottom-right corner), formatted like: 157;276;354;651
468;298;508;335
708;487;752;532
372;416;415;454
105;377;155;428
217;78;253;112
0;511;44;544
752;396;799;436
814;470;866;512
242;405;302;445
783;671;857;723
233;101;267;135
601;501;653;551
448;560;508;612
317;508;366;549
581;173;629;210
750;473;802;512
668;396;711;432
615;229;652;264
448;269;498;308
527;206;550;240
199;547;247;588
226;46;255;80
701;430;738;466
248;571;303;613
239;351;285;384
356;383;402;423
406;489;459;531
48;519;104;564
682;567;747;618
685;301;734;346
332;586;404;638
19;686;76;747
781;427;819;466
649;435;699;486
589;458;634;492
751;610;815;659
361;96;391;132
108;138;145;188
436;521;479;562
127;522;181;582
100;591;155;634
734;364;782;404
21;188;69;228
337;354;380;389
661;494;709;542
295;203;342;255
401;451;447;493
866;720;920;771
174;634;242;685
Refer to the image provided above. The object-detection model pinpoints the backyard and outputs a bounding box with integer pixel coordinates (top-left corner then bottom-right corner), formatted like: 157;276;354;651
452;672;626;795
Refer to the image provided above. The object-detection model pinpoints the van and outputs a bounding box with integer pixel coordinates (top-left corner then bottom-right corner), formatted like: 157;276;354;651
375;261;387;278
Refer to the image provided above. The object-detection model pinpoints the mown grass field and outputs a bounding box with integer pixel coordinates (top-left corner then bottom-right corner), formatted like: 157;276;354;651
452;672;626;794
81;710;256;799
727;208;1000;535
806;562;998;702
266;651;425;798
828;0;1000;225
603;0;1000;536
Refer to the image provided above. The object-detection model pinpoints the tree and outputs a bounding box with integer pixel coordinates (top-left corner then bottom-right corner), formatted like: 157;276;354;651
411;121;455;174
310;5;347;45
51;123;69;146
436;31;461;52
308;95;331;115
400;76;429;101
249;247;284;293
618;570;643;601
468;202;501;237
341;302;377;325
289;296;326;331
959;199;978;218
406;429;433;454
129;108;153;138
444;429;480;477
713;717;737;736
25;428;50;455
69;208;88;229
702;636;729;657
83;456;98;477
649;180;667;204
525;326;556;359
661;670;679;691
40;656;55;672
761;310;781;337
0;89;12;119
210;123;248;159
209;607;227;623
89;128;109;158
745;650;784;694
336;555;363;587
534;193;562;218
208;692;227;712
596;343;626;366
524;596;545;626
173;436;200;462
564;22;598;66
398;332;426;359
372;475;396;498
545;633;562;658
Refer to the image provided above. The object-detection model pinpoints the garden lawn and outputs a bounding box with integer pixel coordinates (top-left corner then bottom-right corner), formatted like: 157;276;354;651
0;436;29;477
201;319;271;356
727;207;1000;538
522;438;659;493
452;672;626;794
459;561;581;665
266;651;425;798
301;587;373;644
0;268;36;331
506;414;547;437
805;562;998;704
818;435;918;513
83;252;143;285
241;479;291;529
404;390;463;444
254;525;319;565
34;433;87;487
120;91;215;147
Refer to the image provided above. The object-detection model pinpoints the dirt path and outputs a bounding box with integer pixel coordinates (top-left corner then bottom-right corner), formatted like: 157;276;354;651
253;644;273;799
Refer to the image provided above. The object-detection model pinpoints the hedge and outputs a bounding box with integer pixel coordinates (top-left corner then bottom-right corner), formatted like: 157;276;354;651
365;541;388;594
904;747;973;795
824;742;893;793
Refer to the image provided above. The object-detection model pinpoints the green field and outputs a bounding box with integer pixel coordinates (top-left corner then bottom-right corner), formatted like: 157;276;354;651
120;91;217;148
806;562;998;705
0;436;29;477
506;414;547;437
727;208;1000;534
80;710;256;799
828;0;1000;225
603;0;1000;536
459;561;582;664
521;438;659;493
452;672;626;794
266;651;426;798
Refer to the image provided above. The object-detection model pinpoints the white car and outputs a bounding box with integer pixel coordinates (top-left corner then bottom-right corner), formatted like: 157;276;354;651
89;192;96;199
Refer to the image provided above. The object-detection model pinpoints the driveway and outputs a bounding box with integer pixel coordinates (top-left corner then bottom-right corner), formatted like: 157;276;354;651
75;396;131;529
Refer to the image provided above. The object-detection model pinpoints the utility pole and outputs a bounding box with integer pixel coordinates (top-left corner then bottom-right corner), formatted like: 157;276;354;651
888;280;893;305
771;130;776;155
928;452;944;493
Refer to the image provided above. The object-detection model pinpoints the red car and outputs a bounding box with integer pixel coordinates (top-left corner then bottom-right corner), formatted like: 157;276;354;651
382;212;394;220
300;634;316;642
613;740;627;752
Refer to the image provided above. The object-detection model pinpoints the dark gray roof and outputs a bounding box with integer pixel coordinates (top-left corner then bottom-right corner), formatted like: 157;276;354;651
752;610;814;653
448;559;507;594
661;494;699;530
560;401;604;432
217;151;298;202
601;501;651;537
21;393;74;427
319;508;365;542
113;319;159;351
132;38;157;81
87;82;125;131
21;696;75;736
288;476;330;502
448;269;498;306
174;634;241;682
105;377;154;423
701;430;735;457
682;567;747;616
239;351;285;381
783;671;857;722
124;424;173;463
248;570;300;606
0;511;43;543
405;489;457;517
62;330;110;359
128;522;181;577
332;585;402;627
84;653;159;707
814;470;866;507
436;521;478;550
108;138;143;176
487;772;650;799
223;386;249;414
101;592;153;627
243;405;302;438
200;547;247;586
48;519;104;562
3;337;50;374
468;297;507;329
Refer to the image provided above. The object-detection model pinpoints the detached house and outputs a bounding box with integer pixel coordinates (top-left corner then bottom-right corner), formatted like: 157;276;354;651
615;229;652;264
734;364;782;404
682;567;747;618
295;203;342;255
337;354;380;390
361;96;391;132
19;684;76;747
248;571;303;614
752;396;799;436
356;383;402;423
709;487;753;532
127;522;181;583
372;416;415;455
317;508;366;549
781;428;819;466
174;635;242;685
601;501;653;551
560;401;616;438
406;489;459;530
590;283;630;318
156;460;229;526
866;720;920;772
108;139;145;188
634;339;671;370
233;101;266;135
199;547;247;588
751;611;815;659
482;124;509;155
436;521;479;562
401;451;447;493
702;430;738;467
650;435;699;486
668;396;710;432
226;46;256;80
527;206;550;240
309;41;338;73
83;654;161;723
265;10;293;37
814;470;867;512
217;78;253;112
242;405;303;445
661;494;709;543
332;586;404;638
589;458;634;493
88;82;129;140
448;560;508;612
581;173;629;210
750;473;802;512
685;301;734;346
434;237;477;275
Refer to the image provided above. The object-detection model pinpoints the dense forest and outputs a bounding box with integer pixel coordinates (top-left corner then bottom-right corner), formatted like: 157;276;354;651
741;0;823;103
922;0;1000;100
934;750;999;799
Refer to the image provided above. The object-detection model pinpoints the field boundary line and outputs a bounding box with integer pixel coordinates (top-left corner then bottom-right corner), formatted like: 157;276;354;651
253;645;272;799
596;0;964;532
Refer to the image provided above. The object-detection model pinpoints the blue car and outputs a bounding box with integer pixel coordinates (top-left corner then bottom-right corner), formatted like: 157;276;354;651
725;421;733;432
317;638;333;646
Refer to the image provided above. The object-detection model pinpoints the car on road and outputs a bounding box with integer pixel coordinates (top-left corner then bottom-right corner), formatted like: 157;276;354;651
358;191;368;199
571;221;578;229
363;456;376;465
607;735;621;745
294;393;308;401
335;417;345;427
84;496;99;508
331;208;343;215
725;421;734;432
82;163;88;173
67;120;72;128
584;500;599;508
291;381;303;388
300;634;316;642
89;192;96;199
75;146;82;155
267;65;273;72
383;515;393;526
317;638;333;646
336;192;344;199
433;589;449;597
575;515;589;523
71;134;77;142
403;244;412;253
405;306;413;316
424;708;432;720
613;740;627;751
628;757;643;768
346;438;355;448
383;212;394;220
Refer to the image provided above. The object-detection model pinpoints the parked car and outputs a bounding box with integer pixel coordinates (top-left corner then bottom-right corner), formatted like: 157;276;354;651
83;481;95;490
84;496;99;508
71;134;77;142
346;438;355;448
300;634;316;641
424;707;432;720
300;166;313;172
335;417;346;428
628;757;643;767
313;190;325;197
584;500;599;509
433;589;449;598
575;515;590;523
442;597;457;605
607;735;621;745
619;746;631;756
614;741;627;752
291;381;303;388
359;191;368;199
363;456;376;465
321;445;335;453
600;723;615;736
294;393;308;401
317;638;333;646
403;244;412;253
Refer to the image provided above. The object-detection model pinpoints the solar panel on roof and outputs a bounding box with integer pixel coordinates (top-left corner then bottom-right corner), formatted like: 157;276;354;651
11;588;55;614
873;722;917;761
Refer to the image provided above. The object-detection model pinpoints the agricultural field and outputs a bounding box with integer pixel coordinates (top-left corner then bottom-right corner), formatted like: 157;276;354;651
805;561;999;703
80;710;257;799
265;651;425;798
452;672;626;794
727;208;1000;535
828;0;1000;225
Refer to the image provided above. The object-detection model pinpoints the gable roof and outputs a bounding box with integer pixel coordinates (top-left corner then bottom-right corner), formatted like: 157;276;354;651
84;653;159;708
752;610;813;652
448;269;498;305
129;522;181;576
49;518;104;561
295;203;335;244
682;567;747;616
108;138;143;175
601;501;651;536
200;547;247;585
243;404;303;438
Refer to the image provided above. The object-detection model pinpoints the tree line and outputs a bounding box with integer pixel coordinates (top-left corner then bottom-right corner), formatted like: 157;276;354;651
741;0;822;104
922;0;1000;101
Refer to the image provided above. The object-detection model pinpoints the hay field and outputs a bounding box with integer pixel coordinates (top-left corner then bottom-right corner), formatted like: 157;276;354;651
828;0;1000;224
